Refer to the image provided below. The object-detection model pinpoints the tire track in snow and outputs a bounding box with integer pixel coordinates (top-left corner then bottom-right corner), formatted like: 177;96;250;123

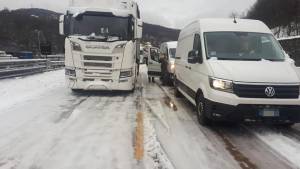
157;84;297;169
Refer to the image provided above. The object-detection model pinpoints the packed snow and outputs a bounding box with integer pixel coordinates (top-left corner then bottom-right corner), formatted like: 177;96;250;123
1;66;300;169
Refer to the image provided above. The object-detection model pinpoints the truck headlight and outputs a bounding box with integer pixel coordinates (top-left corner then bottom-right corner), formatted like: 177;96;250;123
120;69;133;78
65;68;76;77
209;77;233;93
71;42;82;51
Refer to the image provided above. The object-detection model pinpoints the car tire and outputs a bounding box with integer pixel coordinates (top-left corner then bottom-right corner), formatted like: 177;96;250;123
196;95;212;126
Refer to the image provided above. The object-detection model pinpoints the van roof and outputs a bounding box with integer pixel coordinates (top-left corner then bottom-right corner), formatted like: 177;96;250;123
162;41;177;48
180;18;272;38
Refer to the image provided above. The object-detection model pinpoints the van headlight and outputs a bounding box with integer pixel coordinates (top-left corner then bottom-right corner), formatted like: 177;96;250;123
170;63;175;70
209;77;233;93
71;42;82;51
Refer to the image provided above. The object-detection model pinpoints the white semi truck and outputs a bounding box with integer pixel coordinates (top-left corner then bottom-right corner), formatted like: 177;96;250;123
59;1;142;91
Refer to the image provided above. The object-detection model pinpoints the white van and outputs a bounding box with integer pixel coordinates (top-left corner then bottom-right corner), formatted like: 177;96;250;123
159;41;177;84
145;46;160;82
174;18;300;126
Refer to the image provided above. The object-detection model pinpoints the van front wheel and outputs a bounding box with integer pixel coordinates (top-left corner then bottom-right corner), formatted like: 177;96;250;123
196;95;212;126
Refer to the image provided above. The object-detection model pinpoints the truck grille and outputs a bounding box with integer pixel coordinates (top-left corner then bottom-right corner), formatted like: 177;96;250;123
83;62;112;68
83;55;112;61
233;84;299;99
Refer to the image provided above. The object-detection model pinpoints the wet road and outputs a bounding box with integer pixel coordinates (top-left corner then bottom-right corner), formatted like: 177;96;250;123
0;66;300;169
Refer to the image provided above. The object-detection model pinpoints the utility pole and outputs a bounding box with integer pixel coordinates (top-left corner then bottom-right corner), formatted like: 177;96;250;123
34;29;41;58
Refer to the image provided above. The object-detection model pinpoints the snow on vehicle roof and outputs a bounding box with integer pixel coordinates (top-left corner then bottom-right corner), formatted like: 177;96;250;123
68;7;132;17
277;35;300;41
180;19;272;39
165;41;177;48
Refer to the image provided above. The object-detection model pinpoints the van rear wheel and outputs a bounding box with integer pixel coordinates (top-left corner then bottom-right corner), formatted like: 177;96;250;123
196;95;212;126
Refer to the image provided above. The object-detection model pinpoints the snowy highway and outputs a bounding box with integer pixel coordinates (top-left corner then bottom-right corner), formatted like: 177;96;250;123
1;66;300;169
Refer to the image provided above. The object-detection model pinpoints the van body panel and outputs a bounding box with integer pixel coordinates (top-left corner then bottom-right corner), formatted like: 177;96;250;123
208;60;300;83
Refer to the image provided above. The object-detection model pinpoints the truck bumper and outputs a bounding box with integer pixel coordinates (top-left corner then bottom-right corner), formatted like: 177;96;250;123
66;76;135;91
205;99;300;123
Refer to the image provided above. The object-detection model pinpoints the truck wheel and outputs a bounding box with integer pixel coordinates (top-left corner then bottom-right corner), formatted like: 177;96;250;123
196;95;212;126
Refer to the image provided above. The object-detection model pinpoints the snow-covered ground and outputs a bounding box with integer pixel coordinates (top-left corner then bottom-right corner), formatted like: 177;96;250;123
0;70;138;169
1;66;300;169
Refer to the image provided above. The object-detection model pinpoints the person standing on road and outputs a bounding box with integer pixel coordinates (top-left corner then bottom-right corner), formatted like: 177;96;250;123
160;53;169;85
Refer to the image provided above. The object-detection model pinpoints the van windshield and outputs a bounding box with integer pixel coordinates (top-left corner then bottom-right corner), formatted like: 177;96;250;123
169;48;176;58
204;32;285;61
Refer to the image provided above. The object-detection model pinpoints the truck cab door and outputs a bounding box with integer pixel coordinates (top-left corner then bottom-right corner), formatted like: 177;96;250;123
147;48;161;77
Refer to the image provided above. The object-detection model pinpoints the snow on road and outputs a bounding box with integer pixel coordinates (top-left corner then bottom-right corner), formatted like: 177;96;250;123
1;66;300;169
0;70;65;113
0;70;138;169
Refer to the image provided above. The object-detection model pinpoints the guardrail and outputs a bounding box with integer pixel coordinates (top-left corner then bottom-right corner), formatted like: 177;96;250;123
0;55;65;79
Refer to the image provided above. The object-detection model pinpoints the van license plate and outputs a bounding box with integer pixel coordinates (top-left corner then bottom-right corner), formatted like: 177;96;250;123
259;109;279;117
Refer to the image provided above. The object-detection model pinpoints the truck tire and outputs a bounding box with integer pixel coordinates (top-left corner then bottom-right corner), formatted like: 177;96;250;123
196;95;212;126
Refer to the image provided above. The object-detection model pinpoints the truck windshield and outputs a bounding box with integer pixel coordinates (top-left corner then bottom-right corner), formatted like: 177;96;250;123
70;14;133;41
169;48;176;58
204;32;285;61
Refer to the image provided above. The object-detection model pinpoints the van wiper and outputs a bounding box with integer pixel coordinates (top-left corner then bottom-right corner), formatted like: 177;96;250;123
217;58;262;61
262;58;284;62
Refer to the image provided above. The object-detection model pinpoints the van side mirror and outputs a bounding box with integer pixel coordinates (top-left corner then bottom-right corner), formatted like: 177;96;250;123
135;19;143;39
188;50;199;64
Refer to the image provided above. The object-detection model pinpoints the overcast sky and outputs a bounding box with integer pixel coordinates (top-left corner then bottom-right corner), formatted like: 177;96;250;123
0;0;256;28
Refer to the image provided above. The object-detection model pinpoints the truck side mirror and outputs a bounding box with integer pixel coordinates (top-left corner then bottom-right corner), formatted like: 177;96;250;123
188;50;198;64
59;15;70;36
59;15;65;35
135;19;143;39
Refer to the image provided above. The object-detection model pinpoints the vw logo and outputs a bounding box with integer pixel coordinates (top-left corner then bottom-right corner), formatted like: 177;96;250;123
265;87;275;97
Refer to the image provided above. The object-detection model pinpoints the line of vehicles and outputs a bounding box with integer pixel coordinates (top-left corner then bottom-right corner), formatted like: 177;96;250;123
59;1;300;126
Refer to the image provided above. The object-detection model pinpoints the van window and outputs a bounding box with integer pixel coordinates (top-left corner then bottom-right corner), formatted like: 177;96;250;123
150;48;160;62
169;48;176;58
204;32;285;61
193;34;202;58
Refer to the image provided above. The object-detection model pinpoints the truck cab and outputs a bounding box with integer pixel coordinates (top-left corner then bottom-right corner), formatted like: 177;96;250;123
59;1;142;91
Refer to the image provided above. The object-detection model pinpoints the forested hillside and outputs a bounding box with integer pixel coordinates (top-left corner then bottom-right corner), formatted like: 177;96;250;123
247;0;300;37
0;8;179;54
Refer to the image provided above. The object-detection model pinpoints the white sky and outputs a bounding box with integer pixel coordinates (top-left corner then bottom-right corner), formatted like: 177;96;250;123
0;0;256;28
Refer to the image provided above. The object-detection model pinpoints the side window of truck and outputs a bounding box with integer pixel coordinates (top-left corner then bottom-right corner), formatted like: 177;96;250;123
193;34;202;58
